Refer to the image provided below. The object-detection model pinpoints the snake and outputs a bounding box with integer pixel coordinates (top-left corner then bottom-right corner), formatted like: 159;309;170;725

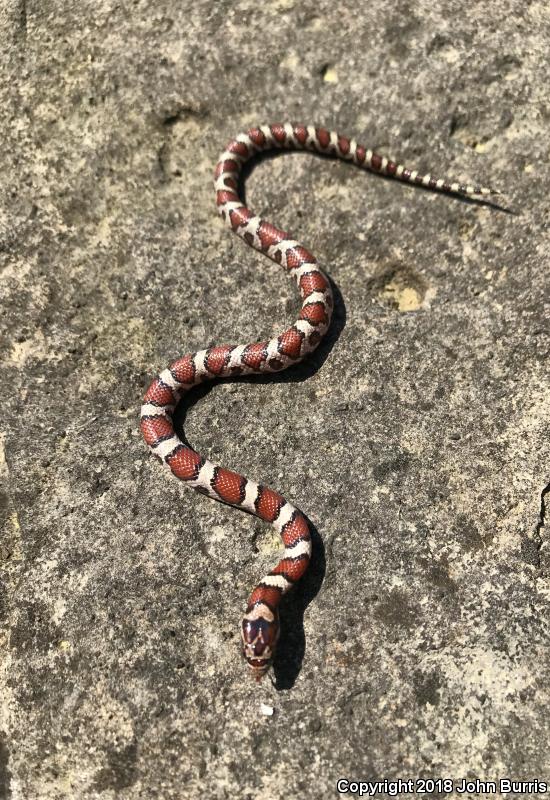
140;123;495;681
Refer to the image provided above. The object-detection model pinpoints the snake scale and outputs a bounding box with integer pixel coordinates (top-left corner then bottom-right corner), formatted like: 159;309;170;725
140;123;495;680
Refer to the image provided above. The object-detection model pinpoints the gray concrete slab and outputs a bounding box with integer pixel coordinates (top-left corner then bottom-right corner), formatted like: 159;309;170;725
0;1;549;797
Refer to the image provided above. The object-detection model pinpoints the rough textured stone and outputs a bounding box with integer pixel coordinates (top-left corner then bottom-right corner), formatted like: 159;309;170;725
1;1;549;798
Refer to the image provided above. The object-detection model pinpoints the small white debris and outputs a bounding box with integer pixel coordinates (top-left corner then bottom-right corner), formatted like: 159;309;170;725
260;703;274;716
322;66;338;84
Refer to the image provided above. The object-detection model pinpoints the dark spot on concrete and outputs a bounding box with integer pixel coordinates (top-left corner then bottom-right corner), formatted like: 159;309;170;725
374;589;419;630
426;562;458;595
521;537;540;567
0;584;6;624
453;514;485;551
92;741;138;792
500;109;514;129
426;33;451;54
384;6;421;57
159;103;204;127
449;109;470;137
480;54;522;84
0;732;11;800
91;473;110;496
8;601;56;655
414;670;443;707
372;452;411;483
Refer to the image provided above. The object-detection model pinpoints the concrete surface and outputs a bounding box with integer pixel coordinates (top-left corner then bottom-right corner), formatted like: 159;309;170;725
1;0;549;798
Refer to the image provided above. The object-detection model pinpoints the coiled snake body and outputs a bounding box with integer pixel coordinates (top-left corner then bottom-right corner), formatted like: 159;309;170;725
140;123;494;680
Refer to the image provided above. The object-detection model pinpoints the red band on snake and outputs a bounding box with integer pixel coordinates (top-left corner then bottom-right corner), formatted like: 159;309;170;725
141;123;495;680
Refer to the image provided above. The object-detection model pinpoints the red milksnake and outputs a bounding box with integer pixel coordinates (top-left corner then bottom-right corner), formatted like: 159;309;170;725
140;123;496;680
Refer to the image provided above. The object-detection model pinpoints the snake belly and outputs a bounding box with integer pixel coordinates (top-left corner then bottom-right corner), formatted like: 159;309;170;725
140;123;494;680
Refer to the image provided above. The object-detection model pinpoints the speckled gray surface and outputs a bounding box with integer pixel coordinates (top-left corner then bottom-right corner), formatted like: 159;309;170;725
1;1;549;798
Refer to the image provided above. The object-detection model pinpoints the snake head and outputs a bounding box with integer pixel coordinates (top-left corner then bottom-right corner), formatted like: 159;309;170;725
241;607;280;680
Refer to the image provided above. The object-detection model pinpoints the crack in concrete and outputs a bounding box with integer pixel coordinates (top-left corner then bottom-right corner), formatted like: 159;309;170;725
534;480;550;559
521;482;549;568
19;0;27;42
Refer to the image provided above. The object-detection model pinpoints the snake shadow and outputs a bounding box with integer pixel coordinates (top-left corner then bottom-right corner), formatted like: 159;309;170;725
271;518;325;690
172;277;345;689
